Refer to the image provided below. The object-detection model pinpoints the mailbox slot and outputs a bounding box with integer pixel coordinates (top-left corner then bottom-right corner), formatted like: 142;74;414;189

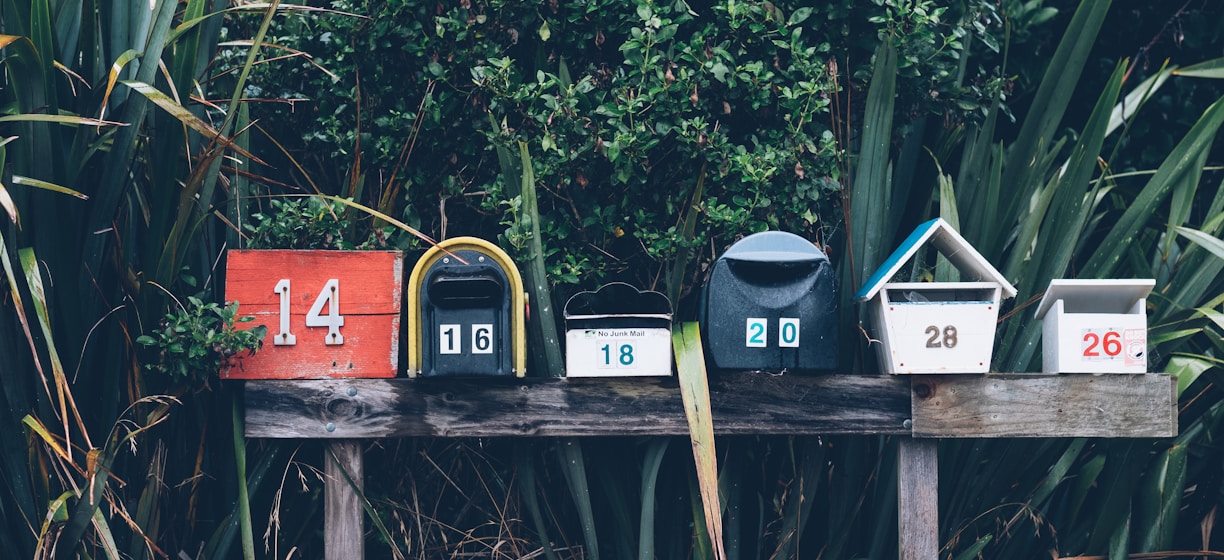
427;268;504;307
884;283;995;304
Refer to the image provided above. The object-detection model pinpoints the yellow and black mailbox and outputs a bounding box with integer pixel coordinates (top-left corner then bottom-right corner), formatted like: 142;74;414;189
407;237;526;377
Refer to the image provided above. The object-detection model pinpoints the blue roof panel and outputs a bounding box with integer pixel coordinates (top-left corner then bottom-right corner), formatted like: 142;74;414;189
853;217;1016;301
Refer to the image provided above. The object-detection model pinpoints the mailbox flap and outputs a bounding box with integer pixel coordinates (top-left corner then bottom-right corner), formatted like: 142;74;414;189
564;282;673;321
1034;278;1155;319
720;231;828;264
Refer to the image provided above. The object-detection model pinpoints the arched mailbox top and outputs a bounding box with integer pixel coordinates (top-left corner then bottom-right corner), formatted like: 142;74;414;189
721;231;829;264
564;282;672;319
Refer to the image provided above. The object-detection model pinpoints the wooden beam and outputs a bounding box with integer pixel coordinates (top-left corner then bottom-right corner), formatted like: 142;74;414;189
910;374;1177;438
244;373;913;439
324;440;364;559
898;438;939;560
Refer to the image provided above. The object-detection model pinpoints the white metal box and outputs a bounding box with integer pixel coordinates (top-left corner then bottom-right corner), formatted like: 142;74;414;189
855;218;1017;374
1034;279;1154;373
564;283;673;377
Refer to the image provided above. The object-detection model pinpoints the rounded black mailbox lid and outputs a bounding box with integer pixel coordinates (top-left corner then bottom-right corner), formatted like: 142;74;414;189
703;231;838;373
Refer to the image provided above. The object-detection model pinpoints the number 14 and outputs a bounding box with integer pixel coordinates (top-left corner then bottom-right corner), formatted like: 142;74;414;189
273;278;344;346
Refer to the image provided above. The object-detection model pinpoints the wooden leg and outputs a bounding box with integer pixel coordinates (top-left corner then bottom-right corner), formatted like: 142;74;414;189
325;440;365;560
898;437;939;560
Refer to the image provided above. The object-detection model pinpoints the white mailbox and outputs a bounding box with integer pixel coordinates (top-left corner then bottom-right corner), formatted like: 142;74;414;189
1034;279;1154;374
854;218;1017;374
564;283;673;377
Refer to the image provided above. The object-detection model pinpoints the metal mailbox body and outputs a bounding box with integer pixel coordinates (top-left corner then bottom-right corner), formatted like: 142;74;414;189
702;231;838;372
564;283;673;377
407;237;526;377
1034;279;1154;373
223;250;404;379
855;218;1016;374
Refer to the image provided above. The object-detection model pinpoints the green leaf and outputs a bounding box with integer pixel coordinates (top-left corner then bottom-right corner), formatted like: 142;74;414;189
1172;56;1224;78
673;322;725;560
1174;225;1224;261
120;80;263;164
1168;354;1213;396
788;7;812;25
1135;443;1187;552
0;114;122;127
850;38;897;288
10;176;88;199
1082;96;1224;278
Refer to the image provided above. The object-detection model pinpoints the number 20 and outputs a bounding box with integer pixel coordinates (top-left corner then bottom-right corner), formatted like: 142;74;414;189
273;279;345;346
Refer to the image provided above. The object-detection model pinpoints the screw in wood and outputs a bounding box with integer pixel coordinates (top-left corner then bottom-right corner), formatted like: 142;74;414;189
903;419;913;429
325;422;336;432
347;387;357;397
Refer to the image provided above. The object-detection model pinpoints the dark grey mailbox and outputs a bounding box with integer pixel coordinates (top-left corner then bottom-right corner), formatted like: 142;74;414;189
407;237;527;377
701;231;838;372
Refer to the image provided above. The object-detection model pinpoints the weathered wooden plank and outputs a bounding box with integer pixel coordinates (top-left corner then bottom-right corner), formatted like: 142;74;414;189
244;373;913;438
324;440;364;560
898;438;939;560
910;374;1177;438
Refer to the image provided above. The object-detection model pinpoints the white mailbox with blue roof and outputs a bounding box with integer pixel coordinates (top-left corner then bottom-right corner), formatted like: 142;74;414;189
854;218;1017;374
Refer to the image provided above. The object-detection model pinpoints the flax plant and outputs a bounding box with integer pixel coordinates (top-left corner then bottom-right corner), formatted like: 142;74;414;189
836;1;1224;557
0;1;318;557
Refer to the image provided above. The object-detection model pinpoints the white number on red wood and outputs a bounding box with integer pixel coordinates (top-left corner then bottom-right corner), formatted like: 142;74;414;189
273;279;345;345
306;279;345;345
273;279;297;346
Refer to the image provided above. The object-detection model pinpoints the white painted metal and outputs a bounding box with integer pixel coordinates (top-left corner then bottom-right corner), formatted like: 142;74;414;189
565;326;673;376
872;283;1002;374
1036;279;1154;374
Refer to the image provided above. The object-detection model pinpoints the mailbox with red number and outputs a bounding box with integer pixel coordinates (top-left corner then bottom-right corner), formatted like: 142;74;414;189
223;250;404;379
1034;279;1154;374
855;218;1016;374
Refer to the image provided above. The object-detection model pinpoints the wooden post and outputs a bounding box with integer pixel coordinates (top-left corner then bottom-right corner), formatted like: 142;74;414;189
325;440;364;560
898;438;938;560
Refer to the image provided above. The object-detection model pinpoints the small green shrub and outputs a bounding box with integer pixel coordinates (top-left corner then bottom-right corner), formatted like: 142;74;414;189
136;297;267;387
245;196;349;249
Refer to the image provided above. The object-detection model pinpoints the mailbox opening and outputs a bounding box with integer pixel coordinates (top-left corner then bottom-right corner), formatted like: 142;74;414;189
726;260;819;284
427;269;504;308
883;282;998;304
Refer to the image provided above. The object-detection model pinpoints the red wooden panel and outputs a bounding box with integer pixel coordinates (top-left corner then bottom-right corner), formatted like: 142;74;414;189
223;250;403;379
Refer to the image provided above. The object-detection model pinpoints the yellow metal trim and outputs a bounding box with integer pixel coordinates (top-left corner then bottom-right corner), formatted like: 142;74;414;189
406;236;527;377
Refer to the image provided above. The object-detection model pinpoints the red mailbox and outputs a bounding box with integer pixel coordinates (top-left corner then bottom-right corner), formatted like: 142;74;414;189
223;250;404;379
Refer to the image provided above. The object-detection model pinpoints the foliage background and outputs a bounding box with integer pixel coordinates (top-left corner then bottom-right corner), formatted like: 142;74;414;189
1;0;1224;559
